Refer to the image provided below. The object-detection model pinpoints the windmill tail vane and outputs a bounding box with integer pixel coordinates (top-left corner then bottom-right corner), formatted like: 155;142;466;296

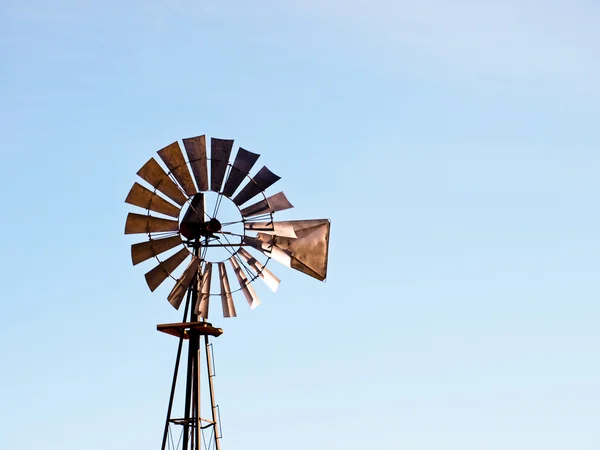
124;134;330;450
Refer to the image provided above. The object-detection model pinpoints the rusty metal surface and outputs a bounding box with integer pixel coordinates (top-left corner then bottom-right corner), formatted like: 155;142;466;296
144;247;190;291
183;135;209;191
218;263;236;318
210;138;234;192
125;213;179;234
180;193;205;227
238;248;280;292
157;141;197;197
243;235;292;268
167;257;200;309
136;158;187;205
125;182;181;218
244;221;297;238
239;191;293;218
131;235;183;265
195;263;212;319
270;219;330;281
230;256;261;309
221;148;260;197
233;166;280;206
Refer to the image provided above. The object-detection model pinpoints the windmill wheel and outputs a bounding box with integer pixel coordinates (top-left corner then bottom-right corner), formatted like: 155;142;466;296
124;135;331;319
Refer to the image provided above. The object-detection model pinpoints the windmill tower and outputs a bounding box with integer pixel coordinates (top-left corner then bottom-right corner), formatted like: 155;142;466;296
124;135;331;449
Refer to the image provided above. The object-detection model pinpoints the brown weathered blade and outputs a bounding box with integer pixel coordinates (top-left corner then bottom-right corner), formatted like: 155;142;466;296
131;236;182;265
218;263;237;318
125;182;181;218
244;221;298;238
238;248;280;292
144;247;190;292
137;158;187;205
233;167;281;206
243;235;292;268
167;257;200;309
230;256;261;309
183;135;209;192
125;213;179;235
240;192;294;218
157;142;197;197
222;148;260;197
180;193;205;229
210;138;234;192
195;263;212;319
270;219;331;281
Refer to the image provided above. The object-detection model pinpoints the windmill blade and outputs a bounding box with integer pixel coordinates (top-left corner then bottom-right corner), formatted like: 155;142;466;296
240;192;294;218
183;135;209;191
144;248;190;291
243;235;292;268
221;148;260;197
125;213;179;235
268;219;331;281
233;167;281;206
195;263;212;319
157;142;197;197
230;256;261;309
238;248;280;292
218;263;237;318
125;182;181;218
211;138;234;192
137;158;187;205
131;235;183;265
167;257;200;309
244;221;298;238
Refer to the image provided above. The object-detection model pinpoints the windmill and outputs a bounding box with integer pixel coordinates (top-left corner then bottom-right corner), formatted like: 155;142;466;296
124;135;331;450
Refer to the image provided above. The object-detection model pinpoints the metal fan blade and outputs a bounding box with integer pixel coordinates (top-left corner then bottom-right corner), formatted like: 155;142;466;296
195;263;212;319
131;236;182;265
210;138;234;192
125;213;179;235
221;148;260;197
230;257;261;309
180;193;205;226
144;247;190;292
157;142;197;197
240;192;294;218
167;257;200;309
137;158;187;205
218;263;237;318
268;219;331;281
125;182;180;218
244;221;298;238
183;135;209;191
238;248;280;292
243;235;292;268
233;167;281;206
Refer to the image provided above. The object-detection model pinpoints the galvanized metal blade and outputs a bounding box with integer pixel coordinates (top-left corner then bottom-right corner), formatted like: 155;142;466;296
131;235;183;265
210;138;234;192
233;167;281;206
125;182;181;218
240;192;294;218
183;135;209;191
221;148;260;197
125;213;179;235
238;248;280;292
195;263;212;319
144;247;190;292
167;257;200;309
244;221;298;238
230;256;261;309
137;158;187;205
243;235;292;268
218;263;237;318
157;141;197;197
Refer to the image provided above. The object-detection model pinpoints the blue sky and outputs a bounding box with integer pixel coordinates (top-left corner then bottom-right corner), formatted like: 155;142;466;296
1;1;600;449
